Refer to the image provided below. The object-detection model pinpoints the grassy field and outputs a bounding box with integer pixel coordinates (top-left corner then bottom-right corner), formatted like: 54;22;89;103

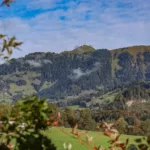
42;127;142;150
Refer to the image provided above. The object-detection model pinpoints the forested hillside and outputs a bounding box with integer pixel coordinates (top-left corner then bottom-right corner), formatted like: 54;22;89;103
0;45;150;103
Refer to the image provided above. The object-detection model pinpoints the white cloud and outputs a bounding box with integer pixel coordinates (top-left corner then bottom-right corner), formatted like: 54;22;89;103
0;0;149;58
70;62;101;80
25;59;52;67
71;68;87;79
43;59;52;64
25;60;42;67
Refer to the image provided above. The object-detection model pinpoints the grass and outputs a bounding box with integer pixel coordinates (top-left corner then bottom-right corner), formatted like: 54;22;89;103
66;90;120;110
39;81;55;91
110;45;150;78
111;56;121;77
67;105;81;110
3;71;40;96
110;45;150;57
0;92;12;103
42;127;143;150
9;83;36;95
87;90;120;106
61;45;95;55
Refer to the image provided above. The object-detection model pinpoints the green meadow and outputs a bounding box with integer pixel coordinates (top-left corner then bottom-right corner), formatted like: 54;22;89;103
42;127;143;150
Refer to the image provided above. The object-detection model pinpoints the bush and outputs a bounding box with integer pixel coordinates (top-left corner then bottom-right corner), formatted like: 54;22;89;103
0;95;58;149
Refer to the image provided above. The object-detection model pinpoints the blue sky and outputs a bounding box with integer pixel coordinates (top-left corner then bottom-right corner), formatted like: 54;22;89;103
0;0;150;58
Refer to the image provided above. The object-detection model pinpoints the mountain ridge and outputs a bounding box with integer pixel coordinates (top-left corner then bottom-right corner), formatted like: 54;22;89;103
0;45;150;103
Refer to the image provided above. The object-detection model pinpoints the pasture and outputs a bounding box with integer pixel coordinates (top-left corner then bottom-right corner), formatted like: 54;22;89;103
43;127;142;150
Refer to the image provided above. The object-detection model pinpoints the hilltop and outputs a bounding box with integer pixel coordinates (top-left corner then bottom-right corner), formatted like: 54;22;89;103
0;45;149;105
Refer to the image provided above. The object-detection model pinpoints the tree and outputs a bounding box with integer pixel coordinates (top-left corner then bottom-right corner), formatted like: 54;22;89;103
80;101;87;108
115;117;127;134
0;103;11;119
140;120;150;136
0;95;57;150
0;0;22;62
62;108;76;127
78;109;96;130
0;2;57;149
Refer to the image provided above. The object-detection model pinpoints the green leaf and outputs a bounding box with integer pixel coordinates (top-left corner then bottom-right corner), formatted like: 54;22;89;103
135;138;142;143
0;34;6;39
8;36;16;46
147;136;150;145
138;144;148;150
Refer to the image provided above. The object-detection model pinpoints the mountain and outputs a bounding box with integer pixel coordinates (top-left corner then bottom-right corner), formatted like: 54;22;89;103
0;45;150;104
